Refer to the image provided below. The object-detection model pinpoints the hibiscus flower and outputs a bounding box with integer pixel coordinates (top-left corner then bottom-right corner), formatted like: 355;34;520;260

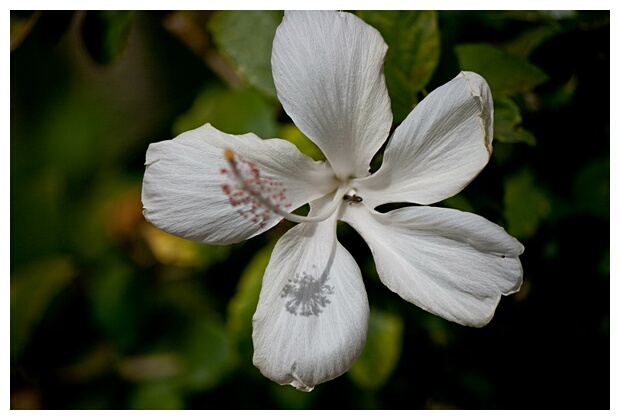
142;10;524;392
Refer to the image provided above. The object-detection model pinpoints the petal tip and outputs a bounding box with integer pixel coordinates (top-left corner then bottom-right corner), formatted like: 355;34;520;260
286;363;316;392
289;374;315;393
460;71;494;156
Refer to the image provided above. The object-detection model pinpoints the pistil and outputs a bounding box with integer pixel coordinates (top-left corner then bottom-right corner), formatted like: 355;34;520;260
220;148;346;226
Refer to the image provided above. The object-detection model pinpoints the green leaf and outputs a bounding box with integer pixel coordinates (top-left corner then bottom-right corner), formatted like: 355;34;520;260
173;84;279;139
11;256;76;360
455;43;549;94
504;25;558;58
179;320;236;391
572;156;610;219
270;382;316;409
88;260;143;352
461;371;494;403
81;11;135;65
130;380;184;410
209;10;283;98
348;308;403;390
504;168;552;239
420;314;452;347
359;10;440;122
227;243;275;359
440;194;475;213
493;95;537;145
279;123;325;161
541;74;578;110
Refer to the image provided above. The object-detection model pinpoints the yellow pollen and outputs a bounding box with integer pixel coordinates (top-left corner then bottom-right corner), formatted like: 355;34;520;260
224;148;235;162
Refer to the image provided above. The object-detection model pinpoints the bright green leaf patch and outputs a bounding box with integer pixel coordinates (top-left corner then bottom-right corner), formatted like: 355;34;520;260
209;10;283;98
227;243;275;360
358;11;440;123
455;43;548;94
279;124;326;162
348;308;403;390
173;84;279;139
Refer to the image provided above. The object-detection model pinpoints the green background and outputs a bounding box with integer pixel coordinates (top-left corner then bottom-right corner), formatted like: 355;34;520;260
11;10;610;409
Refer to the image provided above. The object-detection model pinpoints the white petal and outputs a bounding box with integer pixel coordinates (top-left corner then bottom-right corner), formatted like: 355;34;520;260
142;123;336;245
354;72;493;208
272;10;392;179
252;196;369;391
341;204;523;327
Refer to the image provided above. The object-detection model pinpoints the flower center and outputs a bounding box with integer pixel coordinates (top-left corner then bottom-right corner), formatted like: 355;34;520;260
220;148;347;226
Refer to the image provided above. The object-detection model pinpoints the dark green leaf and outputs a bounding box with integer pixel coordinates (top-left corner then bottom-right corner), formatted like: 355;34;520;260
420;314;453;347
455;43;548;94
81;11;135;65
540;74;578;110
209;11;283;98
11;257;76;360
89;260;143;352
359;10;440;122
494;95;537;145
440;194;475;213
504;168;552;239
504;25;558;58
130;380;184;409
572;157;610;219
179;320;235;391
270;383;316;409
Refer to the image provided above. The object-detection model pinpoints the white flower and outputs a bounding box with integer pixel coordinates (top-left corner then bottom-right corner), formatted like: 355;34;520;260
142;10;524;392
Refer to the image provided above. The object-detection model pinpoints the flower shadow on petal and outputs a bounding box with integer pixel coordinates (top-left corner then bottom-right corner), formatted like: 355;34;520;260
280;265;335;317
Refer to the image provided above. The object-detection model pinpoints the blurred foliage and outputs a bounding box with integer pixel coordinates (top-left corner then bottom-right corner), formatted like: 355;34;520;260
209;10;283;99
81;11;135;65
11;10;609;409
455;43;549;95
358;10;440;123
348;309;404;392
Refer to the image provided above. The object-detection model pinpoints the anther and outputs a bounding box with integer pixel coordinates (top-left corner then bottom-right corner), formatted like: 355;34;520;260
224;148;235;162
